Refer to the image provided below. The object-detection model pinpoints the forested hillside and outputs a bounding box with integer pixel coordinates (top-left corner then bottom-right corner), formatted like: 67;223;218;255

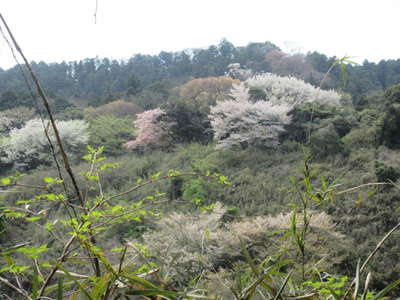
1;39;400;110
1;40;400;299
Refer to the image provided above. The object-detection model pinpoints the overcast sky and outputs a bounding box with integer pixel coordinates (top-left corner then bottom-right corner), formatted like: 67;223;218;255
0;0;399;70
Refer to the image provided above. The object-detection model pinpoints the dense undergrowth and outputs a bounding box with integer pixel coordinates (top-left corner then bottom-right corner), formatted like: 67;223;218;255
1;141;400;298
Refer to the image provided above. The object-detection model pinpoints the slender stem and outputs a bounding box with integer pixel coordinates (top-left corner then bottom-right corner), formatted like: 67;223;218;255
0;182;48;191
342;220;400;299
360;222;400;273
0;276;32;300
335;182;389;195
37;235;76;297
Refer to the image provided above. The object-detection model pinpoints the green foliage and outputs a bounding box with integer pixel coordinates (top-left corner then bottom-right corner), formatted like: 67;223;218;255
0;90;31;110
310;123;346;158
248;86;266;101
383;84;400;104
374;160;400;183
88;115;134;156
51;97;73;114
342;126;378;150
162;99;213;144
282;102;336;143
85;99;142;119
55;106;85;121
127;74;142;95
182;179;208;204
380;107;400;149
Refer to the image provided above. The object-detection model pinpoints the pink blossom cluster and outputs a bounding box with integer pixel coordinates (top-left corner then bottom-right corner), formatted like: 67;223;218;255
124;108;173;151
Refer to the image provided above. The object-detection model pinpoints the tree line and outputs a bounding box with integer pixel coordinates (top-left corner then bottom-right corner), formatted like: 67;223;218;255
1;39;400;111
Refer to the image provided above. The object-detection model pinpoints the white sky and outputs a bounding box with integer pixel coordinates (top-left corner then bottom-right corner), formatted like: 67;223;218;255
0;0;399;70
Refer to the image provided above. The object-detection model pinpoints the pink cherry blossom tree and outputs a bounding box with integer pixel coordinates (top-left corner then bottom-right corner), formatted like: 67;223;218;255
124;108;174;151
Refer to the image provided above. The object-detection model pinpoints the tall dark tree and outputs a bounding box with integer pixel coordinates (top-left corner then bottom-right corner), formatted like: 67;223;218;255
127;74;142;95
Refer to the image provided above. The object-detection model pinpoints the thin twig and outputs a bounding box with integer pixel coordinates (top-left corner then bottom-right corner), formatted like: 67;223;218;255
14;274;23;290
342;220;400;299
360;222;400;273
0;182;48;191
335;182;389;195
0;276;32;300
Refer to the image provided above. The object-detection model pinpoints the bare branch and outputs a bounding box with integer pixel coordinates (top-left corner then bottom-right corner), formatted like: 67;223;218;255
0;276;32;300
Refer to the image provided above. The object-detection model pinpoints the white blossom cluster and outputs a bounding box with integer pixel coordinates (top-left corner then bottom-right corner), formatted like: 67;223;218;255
133;204;346;286
210;73;341;149
0;117;13;135
245;73;341;106
0;119;89;170
226;63;254;80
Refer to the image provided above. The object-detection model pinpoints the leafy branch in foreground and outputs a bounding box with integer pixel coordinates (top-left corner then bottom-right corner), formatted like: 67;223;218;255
0;146;229;299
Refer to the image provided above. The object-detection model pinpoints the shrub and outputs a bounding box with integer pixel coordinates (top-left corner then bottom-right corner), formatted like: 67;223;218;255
310;124;346;158
375;160;400;183
54;106;85;120
179;76;239;106
86;99;142;119
379;103;400;148
88;115;134;155
134;205;349;287
162;100;213;144
342;126;378;150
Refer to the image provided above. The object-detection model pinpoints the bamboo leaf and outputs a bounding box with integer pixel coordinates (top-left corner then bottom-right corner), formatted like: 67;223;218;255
31;267;39;299
361;273;372;300
57;277;64;300
353;259;361;299
273;269;293;300
124;289;179;299
91;272;113;299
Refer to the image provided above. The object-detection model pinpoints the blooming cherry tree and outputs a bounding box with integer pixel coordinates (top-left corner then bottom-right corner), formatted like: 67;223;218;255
210;73;341;149
245;73;340;106
0;119;89;170
124;108;174;151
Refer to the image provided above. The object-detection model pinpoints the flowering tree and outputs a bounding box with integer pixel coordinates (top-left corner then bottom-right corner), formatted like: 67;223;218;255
134;204;346;287
0;119;89;170
211;85;291;149
210;74;341;149
245;73;341;106
124;108;174;151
